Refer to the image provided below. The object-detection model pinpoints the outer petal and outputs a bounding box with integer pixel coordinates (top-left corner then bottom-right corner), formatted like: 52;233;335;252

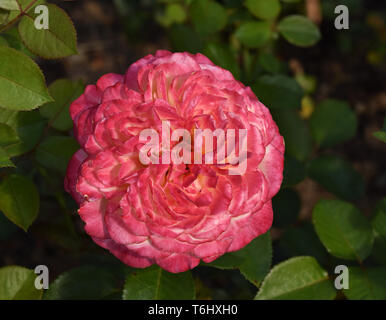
78;199;108;239
96;73;123;91
258;134;285;198
64;149;88;204
93;238;154;268
156;253;200;273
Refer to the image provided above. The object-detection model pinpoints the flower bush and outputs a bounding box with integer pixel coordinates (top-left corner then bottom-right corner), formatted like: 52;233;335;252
0;0;385;300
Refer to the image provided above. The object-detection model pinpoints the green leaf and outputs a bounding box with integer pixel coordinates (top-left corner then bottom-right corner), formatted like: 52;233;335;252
1;110;46;157
278;222;330;266
0;108;17;123
203;42;240;79
39;79;83;131
0;46;52;110
257;53;282;74
271;109;312;161
272;188;300;227
2;28;36;58
310;99;357;148
235;21;271;48
7;0;46;21
0;174;40;231
206;232;272;286
0;123;19;147
237;233;272;286
18;4;78;59
278;15;321;47
307;155;365;201
35;136;79;174
0;147;14;168
44;266;118;300
282;154;306;186
372;197;386;238
253;75;303;109
0;10;10;26
344;267;386;300
156;3;187;27
0;10;8;26
312;199;374;262
255;256;336;300
245;0;281;20
122;265;195;300
0;0;18;10
0;266;42;300
190;0;227;36
204;250;245;270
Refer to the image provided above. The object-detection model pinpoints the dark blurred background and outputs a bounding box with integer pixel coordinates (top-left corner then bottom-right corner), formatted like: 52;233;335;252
1;0;385;299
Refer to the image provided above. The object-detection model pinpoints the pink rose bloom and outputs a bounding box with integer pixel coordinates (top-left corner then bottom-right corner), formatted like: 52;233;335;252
65;50;284;273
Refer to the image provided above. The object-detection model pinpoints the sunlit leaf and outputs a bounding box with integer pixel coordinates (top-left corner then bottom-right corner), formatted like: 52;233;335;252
0;46;52;110
0;266;42;300
255;256;336;300
312;199;374;262
18;4;78;59
0;0;18;11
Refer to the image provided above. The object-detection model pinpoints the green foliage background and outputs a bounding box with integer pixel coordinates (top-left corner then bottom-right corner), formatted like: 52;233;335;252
0;0;385;300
